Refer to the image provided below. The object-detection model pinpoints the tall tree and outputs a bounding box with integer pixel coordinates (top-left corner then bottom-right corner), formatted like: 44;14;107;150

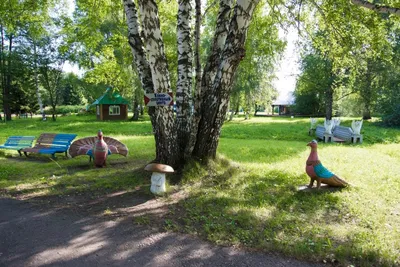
294;52;334;117
123;0;261;168
0;0;55;120
230;3;285;117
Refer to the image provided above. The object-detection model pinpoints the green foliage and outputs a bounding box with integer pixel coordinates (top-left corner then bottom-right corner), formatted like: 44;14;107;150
71;0;142;106
382;105;400;127
230;2;285;113
43;105;85;115
293;53;332;116
58;73;86;105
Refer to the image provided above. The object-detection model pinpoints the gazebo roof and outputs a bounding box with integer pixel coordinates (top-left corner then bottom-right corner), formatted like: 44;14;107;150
89;88;129;108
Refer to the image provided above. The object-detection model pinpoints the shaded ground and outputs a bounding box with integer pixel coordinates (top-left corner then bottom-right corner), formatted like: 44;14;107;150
0;192;328;267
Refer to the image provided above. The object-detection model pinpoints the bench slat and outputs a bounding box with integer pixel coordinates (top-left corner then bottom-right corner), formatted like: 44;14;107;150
22;133;77;158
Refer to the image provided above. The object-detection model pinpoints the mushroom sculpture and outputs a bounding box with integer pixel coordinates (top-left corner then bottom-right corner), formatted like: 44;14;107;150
144;163;174;195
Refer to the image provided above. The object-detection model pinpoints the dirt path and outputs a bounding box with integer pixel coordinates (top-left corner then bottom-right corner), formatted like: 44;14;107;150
0;197;326;267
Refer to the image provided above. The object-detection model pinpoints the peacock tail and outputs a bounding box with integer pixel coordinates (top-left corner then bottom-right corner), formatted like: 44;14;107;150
68;136;128;158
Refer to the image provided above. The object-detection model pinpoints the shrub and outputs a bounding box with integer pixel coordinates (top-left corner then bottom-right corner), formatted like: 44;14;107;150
43;105;86;115
382;104;400;127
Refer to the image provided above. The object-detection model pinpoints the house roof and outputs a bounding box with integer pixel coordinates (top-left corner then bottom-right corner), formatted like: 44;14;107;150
272;102;291;106
89;88;129;108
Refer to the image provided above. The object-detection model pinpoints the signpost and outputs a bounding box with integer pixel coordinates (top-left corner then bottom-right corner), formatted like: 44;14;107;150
144;93;174;106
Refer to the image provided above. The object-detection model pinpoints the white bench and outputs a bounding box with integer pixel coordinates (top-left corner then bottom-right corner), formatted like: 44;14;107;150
315;125;335;143
333;125;362;143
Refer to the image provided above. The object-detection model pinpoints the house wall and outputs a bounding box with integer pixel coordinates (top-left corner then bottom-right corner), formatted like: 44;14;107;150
271;105;290;115
98;104;128;120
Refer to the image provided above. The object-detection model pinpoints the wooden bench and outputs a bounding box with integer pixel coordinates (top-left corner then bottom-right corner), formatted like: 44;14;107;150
333;125;362;143
0;136;35;156
22;133;77;158
315;125;325;140
315;125;334;142
315;125;345;143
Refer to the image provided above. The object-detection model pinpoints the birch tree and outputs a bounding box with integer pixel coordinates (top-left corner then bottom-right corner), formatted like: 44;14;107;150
123;0;259;168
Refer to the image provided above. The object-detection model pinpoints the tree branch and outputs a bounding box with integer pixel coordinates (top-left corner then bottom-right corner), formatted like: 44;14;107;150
351;0;400;16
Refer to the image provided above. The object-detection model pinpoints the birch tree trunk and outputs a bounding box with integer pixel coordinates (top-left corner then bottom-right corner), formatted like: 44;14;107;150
138;0;179;165
184;0;202;159
176;0;193;158
33;42;45;120
124;0;178;166
4;34;12;121
193;0;259;159
124;0;260;168
186;0;233;157
0;25;4;121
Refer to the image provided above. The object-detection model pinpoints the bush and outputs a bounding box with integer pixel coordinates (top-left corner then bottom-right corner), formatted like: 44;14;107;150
43;105;86;115
382;104;400;127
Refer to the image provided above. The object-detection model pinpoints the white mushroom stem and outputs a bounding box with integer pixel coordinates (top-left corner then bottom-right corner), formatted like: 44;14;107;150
150;172;166;194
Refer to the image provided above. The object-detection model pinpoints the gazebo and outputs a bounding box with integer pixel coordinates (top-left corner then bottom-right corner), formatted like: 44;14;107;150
88;88;129;120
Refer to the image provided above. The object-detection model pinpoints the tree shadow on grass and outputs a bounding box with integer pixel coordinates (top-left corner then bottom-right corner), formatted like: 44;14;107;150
161;166;391;266
1;154;395;266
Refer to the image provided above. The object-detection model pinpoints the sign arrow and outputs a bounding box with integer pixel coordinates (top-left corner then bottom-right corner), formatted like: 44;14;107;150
144;93;174;106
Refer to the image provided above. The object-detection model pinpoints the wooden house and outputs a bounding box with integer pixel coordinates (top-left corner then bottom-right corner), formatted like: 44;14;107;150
271;101;291;115
88;88;129;120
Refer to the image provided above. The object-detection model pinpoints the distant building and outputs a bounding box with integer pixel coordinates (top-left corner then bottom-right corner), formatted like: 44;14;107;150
272;101;291;115
88;88;129;120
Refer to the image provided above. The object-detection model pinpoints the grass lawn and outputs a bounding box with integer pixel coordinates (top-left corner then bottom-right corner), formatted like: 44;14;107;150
0;114;399;266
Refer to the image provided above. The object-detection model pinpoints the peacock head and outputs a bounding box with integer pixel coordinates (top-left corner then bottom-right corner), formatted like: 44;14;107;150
307;140;318;148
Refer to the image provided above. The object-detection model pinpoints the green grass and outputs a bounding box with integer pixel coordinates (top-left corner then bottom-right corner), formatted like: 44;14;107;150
1;114;399;266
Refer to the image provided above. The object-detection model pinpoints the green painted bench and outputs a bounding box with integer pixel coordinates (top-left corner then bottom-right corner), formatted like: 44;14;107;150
0;136;36;156
22;133;77;158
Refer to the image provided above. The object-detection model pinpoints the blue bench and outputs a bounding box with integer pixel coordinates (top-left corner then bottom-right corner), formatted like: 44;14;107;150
0;136;35;156
22;133;77;158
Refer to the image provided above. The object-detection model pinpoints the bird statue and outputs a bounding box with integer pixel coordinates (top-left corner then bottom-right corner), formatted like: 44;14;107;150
305;140;349;189
93;130;108;167
68;130;128;167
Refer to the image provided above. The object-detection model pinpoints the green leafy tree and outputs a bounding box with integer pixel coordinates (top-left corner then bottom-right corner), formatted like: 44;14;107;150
0;0;56;120
59;73;85;105
231;3;284;118
294;52;334;117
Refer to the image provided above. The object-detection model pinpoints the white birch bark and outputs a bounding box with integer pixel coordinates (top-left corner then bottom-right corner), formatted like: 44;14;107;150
184;0;202;159
194;0;260;158
138;0;171;93
138;0;178;165
123;0;153;93
176;0;193;156
188;0;234;157
124;0;178;165
33;42;45;119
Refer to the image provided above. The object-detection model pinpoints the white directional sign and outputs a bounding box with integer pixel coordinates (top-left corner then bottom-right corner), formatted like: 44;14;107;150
144;93;174;106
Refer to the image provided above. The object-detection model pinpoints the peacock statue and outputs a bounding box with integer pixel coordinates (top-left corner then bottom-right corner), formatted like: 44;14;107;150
68;130;128;167
305;140;349;189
